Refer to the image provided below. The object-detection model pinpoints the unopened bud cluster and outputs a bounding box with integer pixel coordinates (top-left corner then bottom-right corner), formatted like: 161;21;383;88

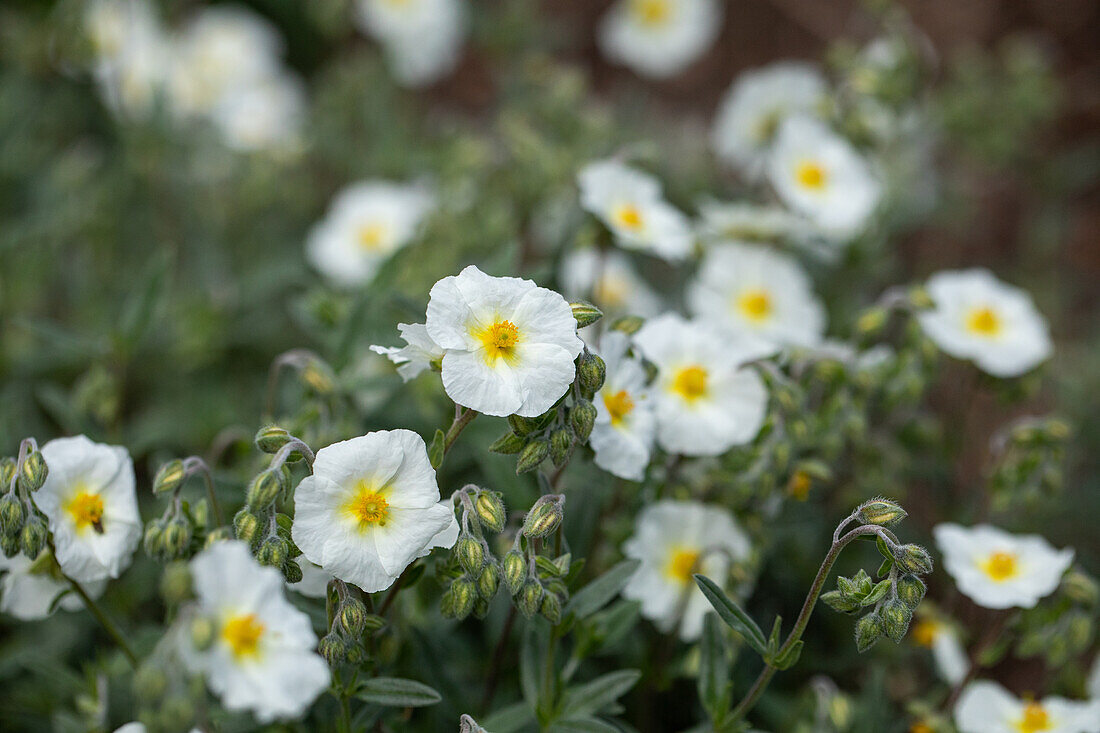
0;439;52;561
441;486;508;621
989;416;1070;511
144;456;226;562
318;579;384;667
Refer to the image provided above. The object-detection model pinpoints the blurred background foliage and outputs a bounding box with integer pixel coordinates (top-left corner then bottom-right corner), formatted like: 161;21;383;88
0;0;1097;731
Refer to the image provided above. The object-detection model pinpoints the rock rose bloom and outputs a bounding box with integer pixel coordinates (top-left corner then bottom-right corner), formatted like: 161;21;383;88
590;333;657;481
910;615;968;684
696;200;814;246
560;249;661;319
955;681;1100;733
687;242;826;348
622;500;751;641
84;0;170;119
767;115;882;239
633;313;772;456
307;181;434;288
292;431;458;592
712;62;827;176
917;269;1052;378
425;265;584;417
578;160;694;261
370;323;444;382
209;73;305;152
182;541;330;723
934;524;1073;610
354;0;467;87
35;436;141;584
0;553;106;621
598;0;721;79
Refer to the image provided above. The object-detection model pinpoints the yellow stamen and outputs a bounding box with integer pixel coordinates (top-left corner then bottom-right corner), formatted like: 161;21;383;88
796;161;828;191
737;289;773;322
66;491;105;534
666;548;700;583
356;222;387;252
966;306;1002;336
345;482;390;529
594;275;629;308
630;0;670;26
909;723;934;733
911;619;939;648
475;320;521;364
613;204;645;231
787;470;812;501
222;613;265;659
603;389;635;425
980;551;1018;582
671;365;708;402
1016;703;1051;733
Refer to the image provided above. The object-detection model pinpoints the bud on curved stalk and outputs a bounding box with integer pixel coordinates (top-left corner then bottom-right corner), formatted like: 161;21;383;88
0;494;25;533
205;526;233;547
894;544;934;575
255;425;293;454
337;597;368;638
518;580;543;617
857;498;907;526
881;598;912;643
474;491;507;533
451;578;476;620
502;550;526;595
549;428;574;468
164;518;193;558
189;615;215;650
18;451;48;493
153;460;186;495
456;536;485;574
20;518;47;559
516;439;550;474
473;598;490;619
522;496;564;539
0;532;18;558
477;563;499;599
570;301;603;329
896;574;927;609
577;351;606;397
610;315;644;335
854;611;883;653
907;286;934;310
856;307;888;336
247;470;285;509
570;400;597;442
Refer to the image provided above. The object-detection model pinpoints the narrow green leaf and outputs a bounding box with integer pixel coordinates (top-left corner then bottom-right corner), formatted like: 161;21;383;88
357;677;441;707
565;559;641;619
480;701;536;733
772;640;804;670
428;429;445;469
860;580;891;607
698;614;731;721
549;717;620;733
876;557;893;579
559;669;641;718
693;574;767;655
766;616;783;657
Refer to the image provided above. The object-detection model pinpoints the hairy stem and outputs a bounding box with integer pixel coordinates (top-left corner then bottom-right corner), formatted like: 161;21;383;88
67;575;138;667
444;406;478;454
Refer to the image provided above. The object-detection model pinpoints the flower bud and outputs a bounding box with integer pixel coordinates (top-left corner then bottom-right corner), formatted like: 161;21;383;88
337;597;369;638
0;458;15;489
18;451;48;493
0;493;25;533
451;577;476;620
233;509;261;544
247;470;284;509
318;632;347;666
159;561;193;604
255;425;293;454
143;519;165;559
569;400;597;442
507;414;539;436
0;531;18;558
190;615;216;651
301;358;336;395
522;499;563;539
896;574;927;609
570;301;603;329
540;593;562;624
204;526;233;547
881;598;912;643
258;537;287;567
858;499;907;527
515;439;550;474
908;286;934;310
164;518;192;558
894;544;933;575
283;559;303;583
477;563;499;599
362;614;385;633
517;580;544;617
503;550;526;595
439;589;456;618
549;428;574;468
488;432;526;455
474;491;506;533
854;612;883;653
152;459;185;495
455;537;485;574
577;352;606;397
132;665;168;702
20;518;47;559
610;315;644;335
856;307;888;336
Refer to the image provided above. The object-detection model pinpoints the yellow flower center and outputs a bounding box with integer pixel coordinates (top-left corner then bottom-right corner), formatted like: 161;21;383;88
222;613;265;660
603;389;635;425
796;161;828;191
980;551;1019;582
671;365;708;402
630;0;671;26
911;619;939;648
1016;703;1051;733
356;222;388;252
476;319;521;364
909;723;934;733
66;491;105;534
612;203;645;231
666;547;700;583
966;306;1002;337
787;470;812;501
737;289;773;322
345;482;390;529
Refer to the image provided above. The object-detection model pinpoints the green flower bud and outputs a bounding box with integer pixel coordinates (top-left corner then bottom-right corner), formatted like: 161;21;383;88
488;432;526;455
255;425;293;454
18;451;48;493
570;301;603;329
20;518;47;559
477;563;499;599
894;544;934;575
858;498;907;526
896;574;927;609
610;315;644;335
132;665;168;702
337;597;369;638
569;400;597;442
523;501;563;539
0;493;25;533
540;593;562;624
516;439;550;474
577;352;606;397
258;537;287;567
345;642;365;665
856;307;888;336
152;459;186;495
854;612;883;653
473;598;490;619
204;526;233;547
247;470;284;509
301;359;336;395
451;577;476;620
233;509;261;544
0;458;16;489
318;632;347;666
507;414;539;436
456;537;485;574
439;589;456;618
159;561;193;604
503;550;526;595
164;518;192;558
474;491;507;533
549;428;574;468
908;286;934;310
881;598;912;643
283;560;303;584
190;615;216;650
0;531;19;558
517;580;544;617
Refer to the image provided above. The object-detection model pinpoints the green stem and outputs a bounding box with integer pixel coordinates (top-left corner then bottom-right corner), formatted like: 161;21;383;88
67;576;138;667
443;406;478;454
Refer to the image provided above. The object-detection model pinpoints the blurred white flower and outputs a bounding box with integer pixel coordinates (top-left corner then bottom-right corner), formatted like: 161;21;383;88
84;0;170;119
687;241;825;348
307;181;435;288
354;0;467;87
696;200;815;245
955;680;1100;733
370;323;444;382
911;615;968;684
559;249;661;318
578;160;694;262
712;62;827;176
917;269;1052;378
934;523;1073;610
286;561;334;600
425;265;583;417
35;436;141;584
767;116;882;240
622;500;750;641
1088;654;1100;699
633;313;772;456
292;431;457;592
590;332;656;481
598;0;721;79
209;73;305;152
0;553;106;621
182;541;330;723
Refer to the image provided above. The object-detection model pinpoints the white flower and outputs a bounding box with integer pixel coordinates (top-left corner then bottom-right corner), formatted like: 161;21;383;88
633;313;772;456
687;242;826;348
578;160;694;261
370;323;444;382
767;116;882;239
934;523;1073;610
292;431;457;593
85;0;170;119
182;541;330;723
911;616;968;684
589;333;657;481
209;72;305;152
307;181;435;288
286;561;334;600
0;553;106;621
696;200;815;245
712;62;827;176
425;265;584;417
622;500;750;641
1088;654;1100;699
955;680;1100;733
917;269;1052;378
354;0;467;87
35;436;141;584
559;249;661;318
598;0;721;79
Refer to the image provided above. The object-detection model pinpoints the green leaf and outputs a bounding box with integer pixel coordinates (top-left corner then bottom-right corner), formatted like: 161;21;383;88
117;251;168;350
876;535;893;560
766;616;783;657
772;640;804;671
693;574;767;655
428;429;445;469
566;559;641;620
357;677;441;707
698;614;731;722
861;580;891;607
876;557;893;579
480;701;536;733
548;717;620;733
559;669;641;718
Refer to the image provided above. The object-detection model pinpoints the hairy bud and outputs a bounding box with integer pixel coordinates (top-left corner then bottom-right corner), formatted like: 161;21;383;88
569;400;597;442
337;597;369;638
854;612;883;653
0;493;25;534
549;428;574;468
163;518;192;558
451;577;476;620
204;526;233;547
517;580;544;617
255;425;293;454
0;458;15;490
896;574;927;609
477;563;499;600
258;537;287;567
881;598;913;643
570;301;603;329
522;498;563;539
20;518;47;559
152;459;185;495
18;451;48;493
858;499;907;527
455;537;486;574
502;550;526;595
540;593;563;624
189;615;215;651
474;491;507;533
610;315;644;335
0;531;18;558
247;470;285;509
577;352;606;397
283;559;303;583
894;544;934;575
488;432;526;455
233;509;261;545
516;439;550;474
318;632;347;666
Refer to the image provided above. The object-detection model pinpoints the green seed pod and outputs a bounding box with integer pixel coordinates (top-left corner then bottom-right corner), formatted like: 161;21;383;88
455;536;485;574
152;459;186;495
132;665;168;702
570;301;603;329
549;428;574;468
189;615;216;650
515;439;550;474
0;493;25;533
451;577;476;620
896;574;927;609
881;598;913;643
477;563;499;600
18;451;48;493
258;537;287;567
577;352;606;397
488;432;526;455
318;632;347;666
20;518;47;559
502;550;526;595
283;559;303;584
517;580;544;617
894;544;934;575
858;499;907;526
474;491;507;533
247;470;284;509
569;399;597;442
522;500;562;539
233;509;261;545
854;612;883;653
540;593;562;624
337;597;369;638
159;561;193;604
